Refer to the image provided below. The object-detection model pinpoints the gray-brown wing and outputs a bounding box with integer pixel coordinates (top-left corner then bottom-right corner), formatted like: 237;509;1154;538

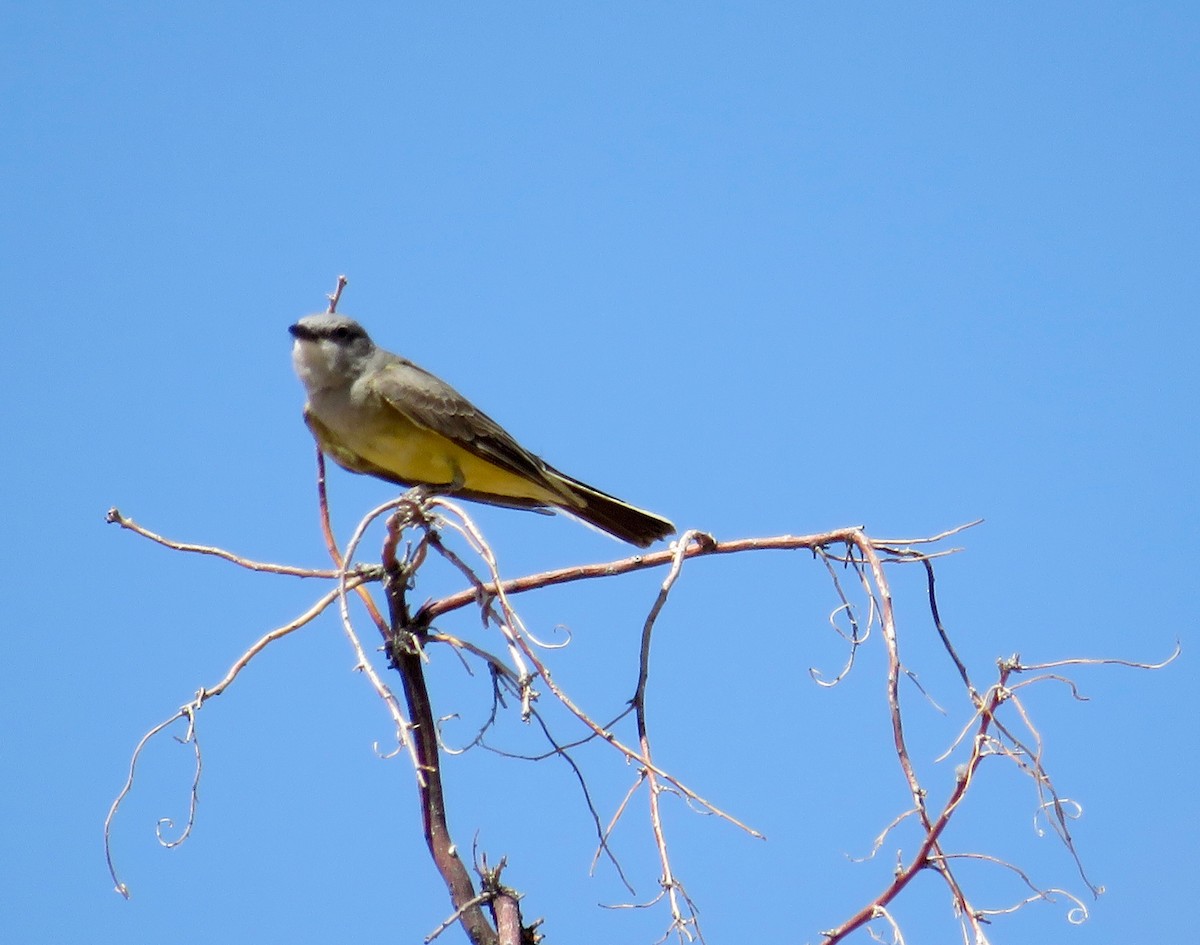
366;357;566;493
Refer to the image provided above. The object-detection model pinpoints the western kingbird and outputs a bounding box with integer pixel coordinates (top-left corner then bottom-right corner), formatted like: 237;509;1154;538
289;314;675;547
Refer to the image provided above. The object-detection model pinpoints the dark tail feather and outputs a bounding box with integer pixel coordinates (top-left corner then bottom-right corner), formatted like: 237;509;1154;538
551;472;675;548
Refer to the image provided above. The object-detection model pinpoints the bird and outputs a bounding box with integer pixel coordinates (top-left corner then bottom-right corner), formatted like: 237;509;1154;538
289;313;675;548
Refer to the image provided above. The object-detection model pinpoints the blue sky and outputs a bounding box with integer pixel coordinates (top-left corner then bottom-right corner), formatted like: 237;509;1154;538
2;3;1196;943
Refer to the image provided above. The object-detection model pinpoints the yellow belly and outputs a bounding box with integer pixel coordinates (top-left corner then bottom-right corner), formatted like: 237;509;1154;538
310;408;563;505
364;425;560;503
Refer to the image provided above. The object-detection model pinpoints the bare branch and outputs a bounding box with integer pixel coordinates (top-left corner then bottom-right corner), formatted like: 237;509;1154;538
416;527;968;625
326;274;348;313
106;489;1168;944
106;506;356;579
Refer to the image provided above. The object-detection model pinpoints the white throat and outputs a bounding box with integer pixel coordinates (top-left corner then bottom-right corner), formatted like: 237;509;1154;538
292;338;338;394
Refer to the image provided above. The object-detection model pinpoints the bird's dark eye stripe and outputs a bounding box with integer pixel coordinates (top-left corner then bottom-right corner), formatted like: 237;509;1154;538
290;322;364;342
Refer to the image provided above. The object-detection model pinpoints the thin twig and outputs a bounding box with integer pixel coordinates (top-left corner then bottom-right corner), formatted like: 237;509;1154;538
106;507;353;579
326;274;348;313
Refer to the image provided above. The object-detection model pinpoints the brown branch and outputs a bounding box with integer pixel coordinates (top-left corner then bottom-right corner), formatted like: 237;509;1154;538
821;667;1013;942
383;559;503;945
416;529;901;624
313;449;391;635
479;858;536;945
